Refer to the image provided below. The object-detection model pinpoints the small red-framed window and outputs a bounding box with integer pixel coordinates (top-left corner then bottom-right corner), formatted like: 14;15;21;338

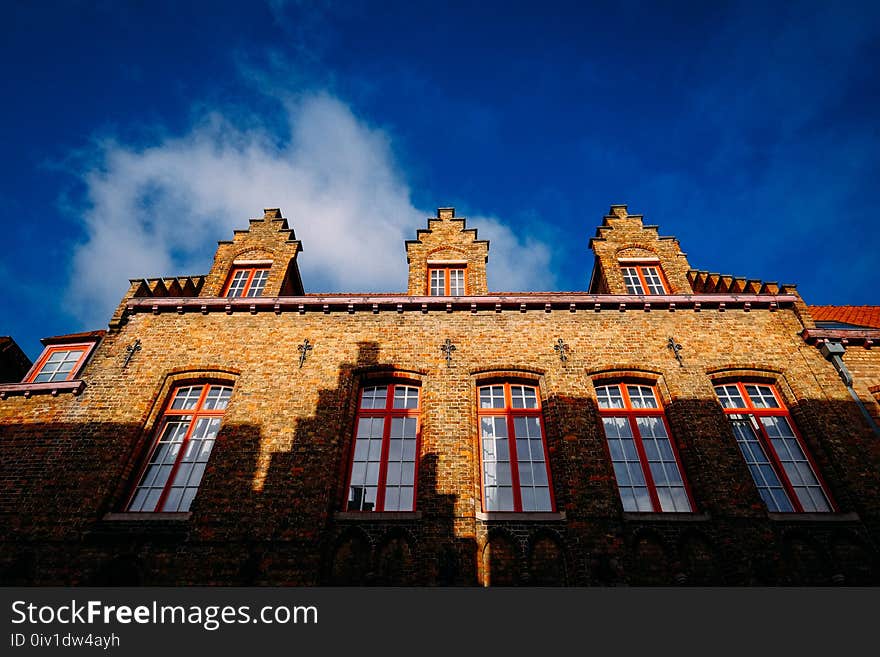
596;382;693;512
24;344;92;383
345;382;421;512
428;264;466;296
620;262;668;295
126;383;233;513
714;382;834;513
477;382;555;512
222;266;271;298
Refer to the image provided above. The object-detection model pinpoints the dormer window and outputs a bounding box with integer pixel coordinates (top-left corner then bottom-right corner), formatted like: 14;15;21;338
620;261;668;295
428;263;466;296
223;265;270;298
26;346;90;383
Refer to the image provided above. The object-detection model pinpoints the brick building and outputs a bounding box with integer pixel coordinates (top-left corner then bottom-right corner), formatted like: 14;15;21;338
1;205;879;586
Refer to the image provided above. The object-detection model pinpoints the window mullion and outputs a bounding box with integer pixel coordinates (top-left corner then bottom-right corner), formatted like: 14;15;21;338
636;267;650;295
243;269;257;296
375;413;392;512
155;385;210;512
629;413;662;512
507;410;523;512
754;410;803;513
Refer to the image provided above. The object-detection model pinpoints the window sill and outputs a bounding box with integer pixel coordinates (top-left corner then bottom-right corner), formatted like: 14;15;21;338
476;511;566;522
623;512;711;522
334;511;422;521
0;380;85;399
768;511;860;523
102;512;192;522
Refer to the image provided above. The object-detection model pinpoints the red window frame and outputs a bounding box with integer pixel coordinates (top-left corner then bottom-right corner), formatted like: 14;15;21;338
221;266;271;297
620;262;669;295
427;264;467;296
24;343;93;383
596;381;694;513
345;382;422;512
125;382;232;513
714;381;835;513
477;381;556;512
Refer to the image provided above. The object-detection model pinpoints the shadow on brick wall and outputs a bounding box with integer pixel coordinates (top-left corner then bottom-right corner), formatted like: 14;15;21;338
2;353;880;585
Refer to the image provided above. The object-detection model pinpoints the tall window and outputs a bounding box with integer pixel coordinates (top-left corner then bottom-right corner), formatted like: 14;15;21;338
346;383;420;512
596;382;692;512
620;263;667;295
715;382;833;513
223;266;270;297
428;265;466;296
478;382;554;512
127;383;232;512
25;345;91;383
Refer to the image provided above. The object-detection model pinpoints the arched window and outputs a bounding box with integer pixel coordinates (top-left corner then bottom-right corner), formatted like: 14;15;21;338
596;382;692;512
478;382;554;512
126;383;232;512
346;382;421;512
714;382;833;512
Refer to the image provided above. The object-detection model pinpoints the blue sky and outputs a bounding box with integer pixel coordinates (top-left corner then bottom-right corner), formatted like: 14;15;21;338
2;1;878;360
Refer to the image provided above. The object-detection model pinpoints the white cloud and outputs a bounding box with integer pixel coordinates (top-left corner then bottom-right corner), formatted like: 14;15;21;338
67;92;557;326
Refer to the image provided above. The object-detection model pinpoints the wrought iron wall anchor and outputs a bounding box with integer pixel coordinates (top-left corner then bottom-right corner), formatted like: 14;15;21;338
297;339;313;368
440;339;456;367
667;337;684;367
122;339;141;369
554;338;569;362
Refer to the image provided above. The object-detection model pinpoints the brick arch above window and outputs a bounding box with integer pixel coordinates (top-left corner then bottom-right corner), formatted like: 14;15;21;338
587;368;672;406
232;246;277;260
139;368;241;438
353;366;428;382
706;366;803;409
471;367;546;382
616;245;660;259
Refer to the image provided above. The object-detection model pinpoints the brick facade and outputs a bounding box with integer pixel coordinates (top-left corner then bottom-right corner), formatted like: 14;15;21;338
1;205;879;586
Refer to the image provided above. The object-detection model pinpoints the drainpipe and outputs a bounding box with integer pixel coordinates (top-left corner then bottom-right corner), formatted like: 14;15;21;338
819;341;880;437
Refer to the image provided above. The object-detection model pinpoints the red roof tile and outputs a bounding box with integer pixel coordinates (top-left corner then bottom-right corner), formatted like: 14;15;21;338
810;306;880;329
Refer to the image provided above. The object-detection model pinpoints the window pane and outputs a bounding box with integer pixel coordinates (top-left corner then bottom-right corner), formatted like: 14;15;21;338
429;270;445;296
479;385;505;409
449;269;465;296
715;385;746;409
361;385;387;409
245;269;269;297
171;386;203;410
203;386;232;410
745;385;780;408
596;385;624;409
730;416;794;512
393;385;419;409
603;416;652;512
627;385;658;408
760;416;831;512
641;266;666;295
226;270;250;297
510;385;538;409
621;267;645;295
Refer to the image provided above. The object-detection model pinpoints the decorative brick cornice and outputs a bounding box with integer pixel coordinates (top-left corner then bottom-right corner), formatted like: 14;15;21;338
0;379;85;399
122;293;798;320
800;328;880;347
